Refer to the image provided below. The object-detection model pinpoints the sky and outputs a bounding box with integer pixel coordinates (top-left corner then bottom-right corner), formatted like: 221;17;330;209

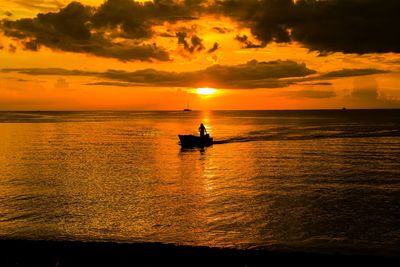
0;0;400;110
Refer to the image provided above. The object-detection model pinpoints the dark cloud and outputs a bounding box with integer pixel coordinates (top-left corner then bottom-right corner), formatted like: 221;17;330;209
92;0;202;39
2;1;213;61
95;59;313;88
1;68;98;76
94;43;170;62
2;3;90;52
91;0;152;39
386;59;400;65
285;89;337;99
321;69;390;79
4;0;399;59
23;40;39;51
8;43;17;53
292;0;400;54
212;27;231;34
4;11;13;17
263;67;390;86
216;0;294;45
215;0;400;54
9;77;37;82
289;68;389;85
85;81;135;87
6;2;93;41
16;78;32;82
4;62;390;91
235;35;265;49
208;42;219;53
302;82;333;86
202;59;315;82
2;59;316;89
176;31;205;53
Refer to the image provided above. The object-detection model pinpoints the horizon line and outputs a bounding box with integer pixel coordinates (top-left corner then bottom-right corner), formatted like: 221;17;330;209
1;108;400;112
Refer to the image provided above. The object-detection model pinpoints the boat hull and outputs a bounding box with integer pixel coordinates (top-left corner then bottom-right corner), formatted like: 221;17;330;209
178;134;213;147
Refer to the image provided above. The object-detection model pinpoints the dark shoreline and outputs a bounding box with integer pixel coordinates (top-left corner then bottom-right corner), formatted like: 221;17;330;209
0;239;398;266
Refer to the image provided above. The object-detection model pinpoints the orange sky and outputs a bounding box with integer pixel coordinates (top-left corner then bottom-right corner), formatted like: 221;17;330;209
1;0;400;110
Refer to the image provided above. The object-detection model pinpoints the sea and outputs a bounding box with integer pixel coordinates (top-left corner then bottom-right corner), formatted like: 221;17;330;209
0;110;399;256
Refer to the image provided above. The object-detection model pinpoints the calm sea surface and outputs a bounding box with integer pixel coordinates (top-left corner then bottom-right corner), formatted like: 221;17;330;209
0;110;399;255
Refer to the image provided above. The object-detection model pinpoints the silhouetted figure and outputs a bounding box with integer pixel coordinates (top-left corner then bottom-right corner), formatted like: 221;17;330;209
199;123;206;138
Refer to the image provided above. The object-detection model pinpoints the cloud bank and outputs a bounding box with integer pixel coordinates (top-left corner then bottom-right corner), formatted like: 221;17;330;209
216;0;400;54
2;60;315;89
1;0;207;61
284;89;337;99
2;59;389;90
2;0;400;61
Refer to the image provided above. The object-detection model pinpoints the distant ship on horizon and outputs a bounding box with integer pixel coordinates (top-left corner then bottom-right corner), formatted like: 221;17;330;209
183;101;192;112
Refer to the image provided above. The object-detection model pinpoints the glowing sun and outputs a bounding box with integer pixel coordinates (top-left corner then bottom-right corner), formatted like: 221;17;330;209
196;88;217;95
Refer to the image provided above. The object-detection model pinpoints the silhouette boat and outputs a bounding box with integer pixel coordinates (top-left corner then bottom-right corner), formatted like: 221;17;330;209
183;101;192;112
178;134;213;147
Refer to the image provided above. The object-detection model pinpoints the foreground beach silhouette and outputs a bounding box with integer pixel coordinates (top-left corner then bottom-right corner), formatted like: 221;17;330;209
0;239;398;266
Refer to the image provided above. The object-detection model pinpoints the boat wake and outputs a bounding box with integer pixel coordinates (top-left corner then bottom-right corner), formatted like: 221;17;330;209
213;128;400;144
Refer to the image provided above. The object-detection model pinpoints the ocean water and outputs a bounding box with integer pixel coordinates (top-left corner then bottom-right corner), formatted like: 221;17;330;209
0;110;399;256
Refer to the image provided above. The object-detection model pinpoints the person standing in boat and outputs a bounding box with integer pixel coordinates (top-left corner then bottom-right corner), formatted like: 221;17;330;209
199;123;206;138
